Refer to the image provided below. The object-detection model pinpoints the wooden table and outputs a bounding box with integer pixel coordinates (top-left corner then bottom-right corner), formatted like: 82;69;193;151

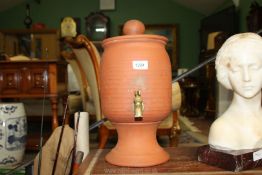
78;147;262;175
0;60;67;130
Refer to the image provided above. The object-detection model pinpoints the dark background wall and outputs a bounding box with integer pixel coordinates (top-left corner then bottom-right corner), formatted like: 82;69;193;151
0;0;260;69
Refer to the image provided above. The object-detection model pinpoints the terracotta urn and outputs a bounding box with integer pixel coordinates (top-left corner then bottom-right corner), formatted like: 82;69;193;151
100;19;172;167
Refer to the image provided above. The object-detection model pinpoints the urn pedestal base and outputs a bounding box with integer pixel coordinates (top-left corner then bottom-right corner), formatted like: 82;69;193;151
105;122;169;167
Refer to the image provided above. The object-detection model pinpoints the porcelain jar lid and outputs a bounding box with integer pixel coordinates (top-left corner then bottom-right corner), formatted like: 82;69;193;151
102;19;167;47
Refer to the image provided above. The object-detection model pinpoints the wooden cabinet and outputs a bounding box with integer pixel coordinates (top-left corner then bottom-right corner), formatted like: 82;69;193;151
0;64;49;95
0;60;67;150
0;60;67;131
0;29;60;60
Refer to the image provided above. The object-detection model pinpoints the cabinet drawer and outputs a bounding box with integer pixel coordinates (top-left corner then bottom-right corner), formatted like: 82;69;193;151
24;67;49;94
0;69;22;94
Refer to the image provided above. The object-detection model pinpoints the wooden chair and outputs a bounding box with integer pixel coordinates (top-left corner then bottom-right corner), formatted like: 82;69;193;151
157;83;182;146
67;35;182;148
65;36;114;148
62;51;96;117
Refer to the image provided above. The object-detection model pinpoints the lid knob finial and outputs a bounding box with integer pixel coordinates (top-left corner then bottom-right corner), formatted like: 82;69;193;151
123;19;145;35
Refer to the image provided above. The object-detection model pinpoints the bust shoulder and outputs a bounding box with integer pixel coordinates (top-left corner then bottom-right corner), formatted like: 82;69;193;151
208;115;237;149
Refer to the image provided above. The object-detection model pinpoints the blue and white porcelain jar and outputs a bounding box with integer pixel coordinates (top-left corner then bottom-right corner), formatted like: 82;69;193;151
0;103;27;167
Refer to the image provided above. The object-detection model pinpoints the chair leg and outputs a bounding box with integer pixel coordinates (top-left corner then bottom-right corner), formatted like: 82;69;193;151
172;111;181;132
169;129;179;147
98;125;110;149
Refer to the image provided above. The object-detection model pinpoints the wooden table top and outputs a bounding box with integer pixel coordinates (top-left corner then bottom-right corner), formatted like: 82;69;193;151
78;146;262;175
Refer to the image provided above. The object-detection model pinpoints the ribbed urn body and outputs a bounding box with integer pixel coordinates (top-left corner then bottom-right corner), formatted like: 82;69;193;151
101;34;171;123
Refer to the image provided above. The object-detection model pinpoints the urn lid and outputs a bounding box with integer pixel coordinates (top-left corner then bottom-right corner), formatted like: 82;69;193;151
102;19;167;47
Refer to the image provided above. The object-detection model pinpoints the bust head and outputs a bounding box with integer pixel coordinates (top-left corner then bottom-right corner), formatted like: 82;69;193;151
215;33;262;99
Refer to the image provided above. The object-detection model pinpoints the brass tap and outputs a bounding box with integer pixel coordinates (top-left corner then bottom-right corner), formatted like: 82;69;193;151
133;90;144;121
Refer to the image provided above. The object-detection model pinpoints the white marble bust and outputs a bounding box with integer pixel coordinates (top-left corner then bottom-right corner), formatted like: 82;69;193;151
208;33;262;151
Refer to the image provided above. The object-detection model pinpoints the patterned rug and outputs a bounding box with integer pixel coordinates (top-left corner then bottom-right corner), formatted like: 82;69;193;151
178;116;208;146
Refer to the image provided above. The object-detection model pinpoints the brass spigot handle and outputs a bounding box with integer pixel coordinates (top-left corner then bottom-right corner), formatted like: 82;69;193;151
134;90;144;121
